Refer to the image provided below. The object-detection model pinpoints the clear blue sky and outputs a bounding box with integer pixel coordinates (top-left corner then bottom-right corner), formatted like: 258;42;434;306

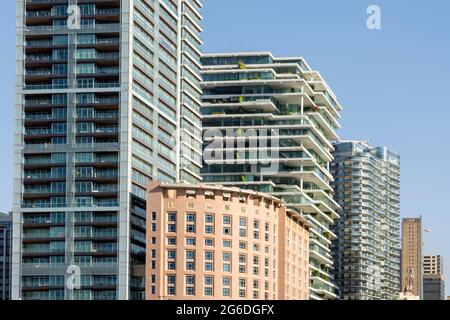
1;0;449;296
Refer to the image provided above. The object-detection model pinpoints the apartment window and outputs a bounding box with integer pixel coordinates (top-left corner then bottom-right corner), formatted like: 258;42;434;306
186;250;195;260
223;252;231;261
168;213;177;221
239;290;246;298
239;278;246;288
222;288;230;297
185;237;196;246
253;291;259;299
204;276;213;286
223;215;231;225
223;240;232;248
223;227;231;236
239;265;246;274
239;242;247;250
167;275;176;285
239;218;247;227
204;287;213;296
223;263;231;273
205;225;214;234
185;275;195;285
167;237;176;245
222;277;231;286
167;286;176;295
253;220;260;229
205;214;214;223
186;262;195;271
167;249;176;258
204;238;214;247
186;213;196;222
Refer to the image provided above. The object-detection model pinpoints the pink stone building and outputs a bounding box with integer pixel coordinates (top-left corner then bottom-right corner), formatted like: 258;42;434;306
146;182;310;300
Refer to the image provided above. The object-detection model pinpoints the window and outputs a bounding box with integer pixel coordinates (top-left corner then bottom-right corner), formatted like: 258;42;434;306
223;215;231;225
223;240;232;248
205;214;214;223
167;275;176;284
239;290;246;298
222;277;231;286
239;278;246;288
222;288;230;297
222;263;231;272
204;287;213;296
185;275;195;285
186;250;195;260
204;238;214;247
185;238;196;246
186;213;196;222
205;225;214;234
204;276;213;286
223;252;231;261
167;237;176;245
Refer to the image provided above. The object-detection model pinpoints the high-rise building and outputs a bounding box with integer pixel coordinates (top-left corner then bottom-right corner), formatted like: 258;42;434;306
330;141;401;300
200;52;342;300
423;255;445;300
401;217;423;298
146;182;311;300
0;213;12;300
423;255;443;275
423;274;445;300
13;0;203;300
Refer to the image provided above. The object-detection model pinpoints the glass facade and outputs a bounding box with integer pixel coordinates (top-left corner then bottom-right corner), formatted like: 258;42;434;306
0;213;12;300
13;0;203;300
330;141;401;300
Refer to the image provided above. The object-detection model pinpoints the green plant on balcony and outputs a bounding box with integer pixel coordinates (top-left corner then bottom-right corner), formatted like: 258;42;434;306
241;175;248;182
238;61;246;69
238;96;245;103
312;270;320;277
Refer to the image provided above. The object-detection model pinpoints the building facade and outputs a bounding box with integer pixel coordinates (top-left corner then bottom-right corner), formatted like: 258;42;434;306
200;52;342;300
423;255;443;275
0;213;12;300
423;274;445;300
13;0;203;300
330;141;401;300
423;255;445;300
146;182;311;300
401;217;422;298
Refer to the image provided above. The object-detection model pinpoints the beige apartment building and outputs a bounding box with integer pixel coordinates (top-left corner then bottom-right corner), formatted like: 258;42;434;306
401;217;422;298
423;255;443;275
146;182;311;300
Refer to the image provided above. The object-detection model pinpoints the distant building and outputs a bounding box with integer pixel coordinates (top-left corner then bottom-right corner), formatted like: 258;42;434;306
423;255;443;275
146;182;311;300
0;212;12;300
401;217;423;298
423;274;445;300
423;255;445;300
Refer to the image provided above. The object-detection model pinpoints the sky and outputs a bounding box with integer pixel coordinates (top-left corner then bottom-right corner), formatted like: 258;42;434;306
0;0;449;296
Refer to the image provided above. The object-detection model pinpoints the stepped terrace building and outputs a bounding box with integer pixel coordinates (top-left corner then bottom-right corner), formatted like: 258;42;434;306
200;52;342;300
12;0;203;300
330;141;401;300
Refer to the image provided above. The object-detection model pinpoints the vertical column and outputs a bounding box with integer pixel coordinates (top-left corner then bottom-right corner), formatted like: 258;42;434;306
11;0;25;301
118;0;132;300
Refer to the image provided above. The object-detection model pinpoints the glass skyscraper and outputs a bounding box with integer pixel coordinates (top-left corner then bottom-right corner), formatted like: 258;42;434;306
330;141;401;300
12;0;203;300
200;52;342;300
